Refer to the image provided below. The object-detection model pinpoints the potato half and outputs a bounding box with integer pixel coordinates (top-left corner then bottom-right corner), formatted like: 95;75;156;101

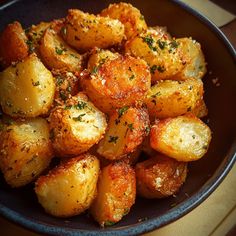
49;93;107;157
145;78;204;119
90;161;136;227
0;21;28;68
100;2;147;39
81;50;151;113
135;154;187;198
97;106;149;160
0;54;55;118
150;114;212;161
62;9;124;51
35;154;100;217
0;118;53;188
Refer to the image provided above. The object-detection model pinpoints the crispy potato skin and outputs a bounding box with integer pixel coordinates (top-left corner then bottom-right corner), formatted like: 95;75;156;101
145;78;204;119
125;30;187;82
49;93;107;157
0;21;28;68
150;114;212;161
62;9;125;52
39;23;83;72
175;38;207;80
81;51;151;113
35;154;100;217
0;118;53;187
100;2;147;39
90;161;136;226
135;154;187;198
97;106;150;160
0;54;55;118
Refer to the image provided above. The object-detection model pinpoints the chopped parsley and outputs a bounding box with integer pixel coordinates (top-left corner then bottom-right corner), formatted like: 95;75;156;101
151;91;161;98
76;101;87;110
59;91;67;101
104;221;115;226
32;81;40;86
108;136;118;143
91;66;98;75
118;106;129;118
127;123;134;131
56;76;64;86
55;47;65;55
60;26;67;36
157;39;167;50
169;40;179;52
142;36;157;51
73;113;86;122
129;74;135;81
150;65;165;74
26;39;35;53
145;126;150;135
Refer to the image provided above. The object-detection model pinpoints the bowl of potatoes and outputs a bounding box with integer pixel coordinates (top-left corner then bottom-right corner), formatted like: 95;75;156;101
0;0;235;235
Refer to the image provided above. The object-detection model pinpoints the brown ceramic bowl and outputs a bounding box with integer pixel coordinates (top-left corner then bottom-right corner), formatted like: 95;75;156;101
0;0;235;235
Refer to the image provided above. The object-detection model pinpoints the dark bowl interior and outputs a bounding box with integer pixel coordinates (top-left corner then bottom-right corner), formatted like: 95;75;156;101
0;0;236;235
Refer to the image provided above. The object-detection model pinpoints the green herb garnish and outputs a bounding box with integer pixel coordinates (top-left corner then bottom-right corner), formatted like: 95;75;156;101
108;136;119;143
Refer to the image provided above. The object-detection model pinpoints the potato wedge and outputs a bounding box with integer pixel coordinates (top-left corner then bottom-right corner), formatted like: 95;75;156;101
97;106;149;160
0;54;55;118
49;93;107;157
175;38;207;80
136;154;187;198
62;9;124;52
0;21;28;68
100;2;147;39
90;161;136;227
35;154;100;217
125;31;187;82
39;24;83;72
81;50;151;113
0;118;53;187
150;114;212;161
145;78;204;119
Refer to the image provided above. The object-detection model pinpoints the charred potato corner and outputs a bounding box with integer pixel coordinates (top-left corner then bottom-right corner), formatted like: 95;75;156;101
0;2;211;227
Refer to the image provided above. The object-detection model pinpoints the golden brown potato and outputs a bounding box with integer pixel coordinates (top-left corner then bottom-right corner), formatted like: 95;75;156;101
35;154;100;217
0;118;53;188
135;154;187;198
62;9;125;52
125;30;187;82
49;93;107;157
90;161;136;226
145;78;204;119
0;54;55;118
81;50;151;113
150;114;212;162
0;21;28;68
39;23;83;72
97;106;149;160
175;38;207;80
100;2;147;39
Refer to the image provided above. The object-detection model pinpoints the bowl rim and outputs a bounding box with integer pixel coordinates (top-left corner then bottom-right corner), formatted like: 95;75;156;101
0;0;235;235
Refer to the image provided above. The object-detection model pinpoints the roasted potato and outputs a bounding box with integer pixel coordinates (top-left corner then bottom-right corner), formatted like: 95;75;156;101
100;2;147;39
0;21;28;68
145;78;204;119
35;154;100;217
135;154;187;198
62;9;125;52
0;54;55;118
39;23;83;72
81;50;151;113
90;161;136;226
0;118;53;187
125;30;187;82
175;38;207;80
49;93;107;157
150;114;212;161
97;106;149;160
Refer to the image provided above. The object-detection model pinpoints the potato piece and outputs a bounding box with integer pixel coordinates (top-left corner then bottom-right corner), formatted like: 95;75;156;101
135;154;187;198
39;24;83;72
90;161;136;227
145;78;204;119
62;9;124;52
0;54;55;118
35;154;100;217
97;106;149;160
0;118;53;188
81;50;151;113
150;114;212;161
0;21;28;68
100;2;147;39
175;38;207;80
125;31;186;82
49;93;107;157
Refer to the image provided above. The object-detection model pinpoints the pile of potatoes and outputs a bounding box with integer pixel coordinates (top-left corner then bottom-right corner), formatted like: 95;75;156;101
0;2;211;227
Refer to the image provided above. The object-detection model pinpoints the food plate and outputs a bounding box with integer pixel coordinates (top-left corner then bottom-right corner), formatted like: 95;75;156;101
0;0;235;235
